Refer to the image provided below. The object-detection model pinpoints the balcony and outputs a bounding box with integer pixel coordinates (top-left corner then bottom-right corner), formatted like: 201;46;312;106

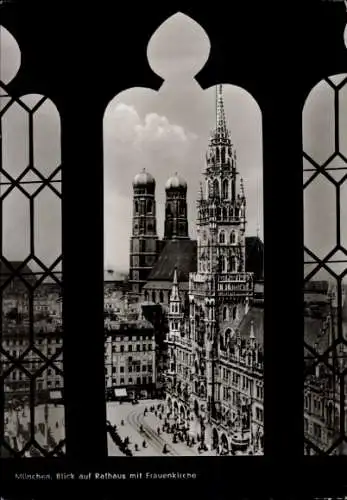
218;273;252;283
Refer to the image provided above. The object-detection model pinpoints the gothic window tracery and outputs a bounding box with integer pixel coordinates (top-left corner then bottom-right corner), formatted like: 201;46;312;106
303;69;347;455
0;26;65;457
213;179;219;198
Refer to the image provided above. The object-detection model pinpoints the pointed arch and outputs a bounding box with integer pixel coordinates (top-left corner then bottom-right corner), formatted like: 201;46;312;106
0;26;64;457
223;306;228;321
213;178;219;197
222;178;229;199
219;230;225;244
231;256;237;272
103;11;264;458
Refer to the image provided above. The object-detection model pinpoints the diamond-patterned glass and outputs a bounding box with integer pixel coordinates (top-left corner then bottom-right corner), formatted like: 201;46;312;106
303;74;347;455
0;26;65;457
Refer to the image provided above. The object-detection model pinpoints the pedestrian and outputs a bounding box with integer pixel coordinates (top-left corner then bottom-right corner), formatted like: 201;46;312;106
159;413;162;420
157;427;160;436
154;410;157;417
162;444;168;454
134;443;139;451
121;419;124;426
142;440;147;448
140;424;144;433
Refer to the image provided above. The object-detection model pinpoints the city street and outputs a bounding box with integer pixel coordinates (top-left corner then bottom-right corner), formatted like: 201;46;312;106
107;400;215;457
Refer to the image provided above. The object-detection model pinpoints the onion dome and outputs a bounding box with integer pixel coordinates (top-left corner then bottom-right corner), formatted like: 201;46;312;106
165;173;187;191
133;168;155;188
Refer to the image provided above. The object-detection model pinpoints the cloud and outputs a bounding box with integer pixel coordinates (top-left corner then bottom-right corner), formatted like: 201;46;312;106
104;102;198;272
105;102;197;148
104;102;197;193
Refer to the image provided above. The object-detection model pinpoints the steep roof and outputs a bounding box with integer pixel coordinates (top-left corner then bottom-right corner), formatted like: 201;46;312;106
142;280;189;291
147;240;197;282
238;306;264;345
147;235;263;284
245;236;264;279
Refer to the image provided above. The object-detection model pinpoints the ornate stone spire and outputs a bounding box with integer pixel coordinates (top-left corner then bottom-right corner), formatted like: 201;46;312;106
215;84;228;139
170;267;180;302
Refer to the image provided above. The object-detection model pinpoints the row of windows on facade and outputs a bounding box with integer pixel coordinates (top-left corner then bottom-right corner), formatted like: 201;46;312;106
206;178;235;200
111;364;153;373
134;200;154;214
220;388;264;422
110;343;153;353
174;357;263;399
304;394;341;422
133;223;158;234
5;381;62;392
108;335;153;342
6;371;63;385
221;367;263;395
144;290;166;303
3;337;62;347
112;376;154;386
192;363;263;399
199;205;240;221
218;231;238;244
131;240;157;252
198;257;238;273
220;375;263;400
304;418;327;442
2;346;61;357
6;365;62;376
222;306;237;322
219;397;263;424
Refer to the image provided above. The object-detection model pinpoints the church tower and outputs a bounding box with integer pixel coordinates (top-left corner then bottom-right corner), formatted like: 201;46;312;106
164;174;189;240
190;84;253;421
129;168;158;296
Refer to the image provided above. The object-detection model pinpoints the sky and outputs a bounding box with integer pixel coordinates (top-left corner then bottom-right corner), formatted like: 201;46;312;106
104;14;263;274
1;15;346;282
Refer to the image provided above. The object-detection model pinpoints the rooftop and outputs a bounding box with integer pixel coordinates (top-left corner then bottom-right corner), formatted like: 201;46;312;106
146;236;264;285
147;240;197;283
238;306;264;345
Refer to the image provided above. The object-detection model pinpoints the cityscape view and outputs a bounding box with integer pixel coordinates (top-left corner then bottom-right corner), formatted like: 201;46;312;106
1;13;347;460
103;14;264;456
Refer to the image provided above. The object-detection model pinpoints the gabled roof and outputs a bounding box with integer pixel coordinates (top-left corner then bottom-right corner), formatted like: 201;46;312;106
147;240;197;282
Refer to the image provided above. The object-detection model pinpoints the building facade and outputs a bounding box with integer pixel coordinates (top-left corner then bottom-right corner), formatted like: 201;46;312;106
164;85;264;455
104;319;156;400
1;272;63;405
303;283;347;454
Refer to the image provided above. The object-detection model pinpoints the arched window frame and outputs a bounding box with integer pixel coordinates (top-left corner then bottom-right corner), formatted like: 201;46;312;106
2;1;344;487
219;230;225;244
